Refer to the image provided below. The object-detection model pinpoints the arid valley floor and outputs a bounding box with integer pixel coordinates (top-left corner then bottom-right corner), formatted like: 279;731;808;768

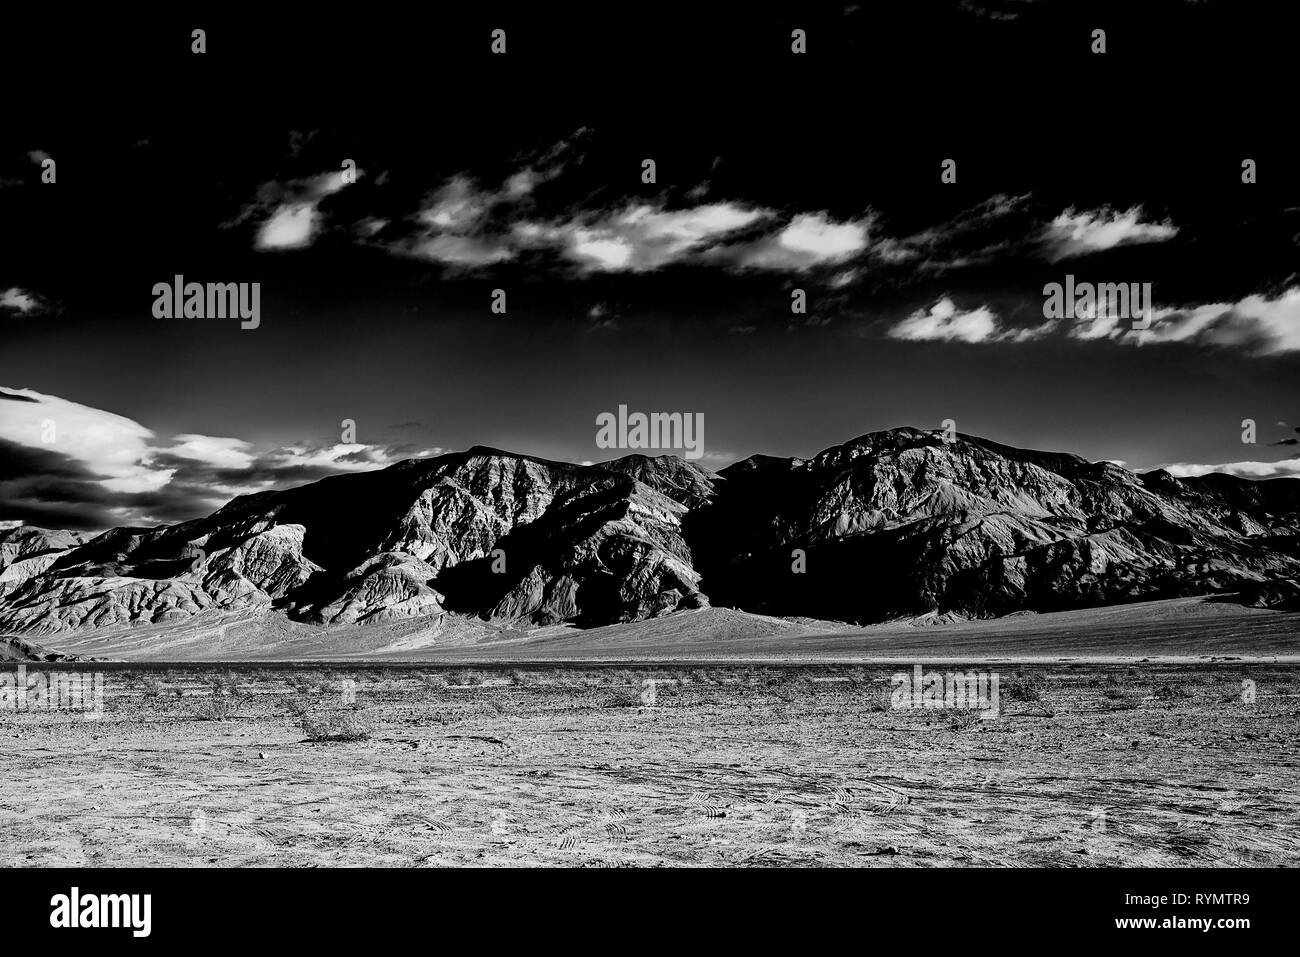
4;600;1298;868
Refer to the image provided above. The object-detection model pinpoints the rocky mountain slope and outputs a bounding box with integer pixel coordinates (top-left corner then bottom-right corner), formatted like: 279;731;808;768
688;428;1300;622
1;428;1298;637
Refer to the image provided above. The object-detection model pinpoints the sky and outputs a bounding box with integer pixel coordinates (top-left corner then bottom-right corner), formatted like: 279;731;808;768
2;3;1299;530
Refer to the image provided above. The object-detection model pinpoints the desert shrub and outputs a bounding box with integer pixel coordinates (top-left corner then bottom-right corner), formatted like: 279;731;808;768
1103;688;1141;711
421;672;449;690
285;672;328;695
602;687;643;708
1152;682;1192;701
210;672;242;696
300;710;374;742
140;676;163;698
945;708;984;730
860;689;889;712
193;695;234;721
1219;685;1255;704
281;695;312;717
1003;672;1049;703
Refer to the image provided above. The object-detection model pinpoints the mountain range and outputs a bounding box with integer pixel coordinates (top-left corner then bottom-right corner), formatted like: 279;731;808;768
3;427;1299;640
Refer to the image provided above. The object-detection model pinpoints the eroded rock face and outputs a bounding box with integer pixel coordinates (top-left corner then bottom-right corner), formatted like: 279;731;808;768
291;553;445;626
1;430;1297;636
0;450;712;634
688;428;1300;622
0;527;86;597
433;473;705;626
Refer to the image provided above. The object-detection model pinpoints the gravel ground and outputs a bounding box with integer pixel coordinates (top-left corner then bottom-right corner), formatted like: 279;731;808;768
2;663;1297;867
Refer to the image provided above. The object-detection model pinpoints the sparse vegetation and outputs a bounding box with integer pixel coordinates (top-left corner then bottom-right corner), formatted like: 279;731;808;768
1153;682;1192;701
602;686;643;708
300;710;375;742
1003;672;1049;703
210;672;242;697
4;661;1296;867
193;695;234;721
945;708;985;731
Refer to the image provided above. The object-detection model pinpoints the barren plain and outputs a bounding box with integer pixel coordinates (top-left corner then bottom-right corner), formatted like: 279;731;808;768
3;655;1296;867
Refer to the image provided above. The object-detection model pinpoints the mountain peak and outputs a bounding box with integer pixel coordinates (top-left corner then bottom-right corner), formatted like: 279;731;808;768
2;428;1298;637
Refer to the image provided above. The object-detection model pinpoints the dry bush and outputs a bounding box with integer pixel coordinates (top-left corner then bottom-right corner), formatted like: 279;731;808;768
193;695;234;721
602;687;643;708
210;672;242;697
300;710;374;742
1102;687;1141;711
1003;672;1049;703
945;708;985;731
860;689;889;712
285;672;328;695
1153;682;1192;701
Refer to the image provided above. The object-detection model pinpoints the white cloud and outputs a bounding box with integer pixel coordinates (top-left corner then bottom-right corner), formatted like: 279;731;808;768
518;202;771;273
257;202;318;250
732;212;870;270
886;297;1048;344
505;169;538;198
1070;286;1300;354
412;235;514;266
570;234;634;270
0;386;446;526
629;203;768;247
1041;205;1177;260
0;387;168;493
255;443;444;477
418;176;488;230
1161;458;1300;480
254;168;360;251
776;213;868;260
1;287;41;314
159;434;257;470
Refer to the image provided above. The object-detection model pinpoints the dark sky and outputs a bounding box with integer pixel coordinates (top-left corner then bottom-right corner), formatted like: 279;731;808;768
3;3;1299;530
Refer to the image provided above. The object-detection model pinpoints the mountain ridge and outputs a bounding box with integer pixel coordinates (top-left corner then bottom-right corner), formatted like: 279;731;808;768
2;428;1298;638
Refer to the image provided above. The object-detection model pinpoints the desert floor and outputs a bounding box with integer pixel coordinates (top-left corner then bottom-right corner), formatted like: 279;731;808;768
3;662;1297;866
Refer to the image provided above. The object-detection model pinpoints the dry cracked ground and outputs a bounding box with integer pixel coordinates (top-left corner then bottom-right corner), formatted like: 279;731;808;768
2;663;1297;867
